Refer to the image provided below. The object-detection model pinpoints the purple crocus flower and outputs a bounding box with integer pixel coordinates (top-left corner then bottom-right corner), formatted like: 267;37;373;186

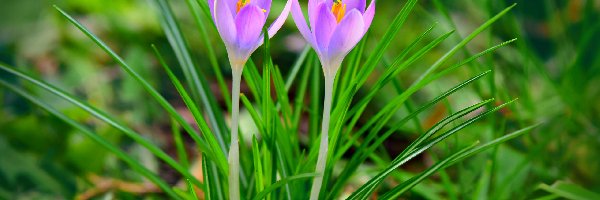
290;0;375;199
209;0;291;70
208;1;291;199
291;0;375;76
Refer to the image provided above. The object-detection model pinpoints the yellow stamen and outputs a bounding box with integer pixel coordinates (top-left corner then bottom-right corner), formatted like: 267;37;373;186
331;0;346;23
236;0;250;13
236;0;267;13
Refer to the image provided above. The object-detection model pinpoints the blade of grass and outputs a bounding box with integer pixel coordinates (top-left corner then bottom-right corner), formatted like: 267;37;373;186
285;46;311;91
252;136;265;194
537;181;600;200
240;94;265;132
153;46;228;173
379;142;481;200
172;118;190;169
251;173;318;200
186;179;199;200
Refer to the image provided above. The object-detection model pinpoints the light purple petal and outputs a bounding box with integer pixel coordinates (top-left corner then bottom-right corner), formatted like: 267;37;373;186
325;0;367;13
250;0;272;16
215;0;238;45
226;0;239;17
267;0;291;38
313;3;337;53
291;0;316;47
345;0;367;13
308;0;326;29
209;0;215;19
326;10;365;69
363;0;375;33
235;5;267;51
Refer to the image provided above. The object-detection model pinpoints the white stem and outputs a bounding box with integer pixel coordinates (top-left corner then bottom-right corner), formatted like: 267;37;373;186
228;68;243;200
310;75;335;200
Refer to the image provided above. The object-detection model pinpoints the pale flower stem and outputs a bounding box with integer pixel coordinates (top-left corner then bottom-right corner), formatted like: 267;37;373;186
228;68;243;200
310;75;335;200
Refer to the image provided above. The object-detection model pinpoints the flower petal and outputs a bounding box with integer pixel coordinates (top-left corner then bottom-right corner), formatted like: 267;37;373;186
345;0;367;13
313;3;337;53
326;9;364;73
308;0;326;29
209;0;215;19
325;0;366;13
250;0;272;16
215;0;238;45
267;0;291;38
291;0;316;47
363;0;375;33
235;5;267;51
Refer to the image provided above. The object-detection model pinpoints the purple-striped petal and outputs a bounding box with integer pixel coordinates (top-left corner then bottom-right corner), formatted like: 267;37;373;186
363;0;375;33
326;10;364;69
291;0;316;47
235;5;267;51
313;3;337;54
215;0;238;45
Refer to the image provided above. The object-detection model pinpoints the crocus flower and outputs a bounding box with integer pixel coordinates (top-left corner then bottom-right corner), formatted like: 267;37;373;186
209;0;291;70
291;0;375;77
208;0;291;199
290;0;375;199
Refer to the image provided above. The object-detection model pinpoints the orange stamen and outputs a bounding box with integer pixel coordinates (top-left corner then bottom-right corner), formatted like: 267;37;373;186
236;0;249;13
236;0;267;13
331;0;346;23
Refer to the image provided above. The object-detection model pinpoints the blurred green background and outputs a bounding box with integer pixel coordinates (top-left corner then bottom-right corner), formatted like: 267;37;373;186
1;0;599;199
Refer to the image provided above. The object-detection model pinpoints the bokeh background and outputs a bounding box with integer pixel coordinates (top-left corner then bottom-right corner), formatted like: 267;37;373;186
1;0;599;199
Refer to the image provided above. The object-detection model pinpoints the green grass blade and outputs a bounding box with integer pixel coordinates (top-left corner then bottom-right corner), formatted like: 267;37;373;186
172;119;190;169
414;3;516;83
251;173;317;200
241;94;265;132
0;80;183;199
202;153;215;200
252;136;265;193
380;124;539;199
285;46;311;91
537;181;600;200
379;142;480;200
186;179;200;200
153;46;228;174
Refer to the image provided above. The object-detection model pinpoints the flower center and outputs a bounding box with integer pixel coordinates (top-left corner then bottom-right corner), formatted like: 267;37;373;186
331;0;347;23
236;0;267;13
